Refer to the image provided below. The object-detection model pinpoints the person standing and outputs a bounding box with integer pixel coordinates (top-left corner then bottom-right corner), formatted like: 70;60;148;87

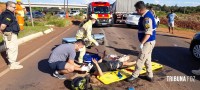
48;40;89;79
167;9;178;34
75;14;99;64
149;6;155;17
0;1;23;69
15;0;26;31
127;1;156;82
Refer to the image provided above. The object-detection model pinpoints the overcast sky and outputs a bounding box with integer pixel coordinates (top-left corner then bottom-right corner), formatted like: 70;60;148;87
1;0;200;6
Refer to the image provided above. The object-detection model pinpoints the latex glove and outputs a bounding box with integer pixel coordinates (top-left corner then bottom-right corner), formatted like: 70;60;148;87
139;43;144;50
94;42;99;46
81;65;89;71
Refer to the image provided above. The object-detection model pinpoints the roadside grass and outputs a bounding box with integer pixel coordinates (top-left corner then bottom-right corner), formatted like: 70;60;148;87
0;26;49;42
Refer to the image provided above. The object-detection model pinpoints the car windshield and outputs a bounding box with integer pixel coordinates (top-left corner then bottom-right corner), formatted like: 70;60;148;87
72;11;77;13
93;6;110;14
59;12;65;14
131;13;139;15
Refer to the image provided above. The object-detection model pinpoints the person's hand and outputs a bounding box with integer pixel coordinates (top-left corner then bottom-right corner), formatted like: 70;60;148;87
92;58;98;64
139;43;144;50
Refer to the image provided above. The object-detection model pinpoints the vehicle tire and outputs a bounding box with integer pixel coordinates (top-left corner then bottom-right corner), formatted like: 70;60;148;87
127;24;131;28
191;43;200;60
62;41;67;44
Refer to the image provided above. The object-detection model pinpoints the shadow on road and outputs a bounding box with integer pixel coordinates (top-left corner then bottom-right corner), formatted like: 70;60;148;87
153;46;200;81
0;42;9;65
157;33;191;40
113;24;138;29
38;59;53;75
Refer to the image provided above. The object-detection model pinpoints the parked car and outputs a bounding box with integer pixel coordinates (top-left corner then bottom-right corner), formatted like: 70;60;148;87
26;11;44;19
125;13;140;27
190;32;200;60
55;12;66;18
125;13;160;28
69;10;80;17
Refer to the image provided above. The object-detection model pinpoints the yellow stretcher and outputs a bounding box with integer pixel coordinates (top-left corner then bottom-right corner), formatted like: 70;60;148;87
97;62;163;84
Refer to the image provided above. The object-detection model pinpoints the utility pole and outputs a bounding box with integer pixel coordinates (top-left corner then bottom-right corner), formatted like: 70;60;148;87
67;0;68;13
28;0;34;27
64;0;66;12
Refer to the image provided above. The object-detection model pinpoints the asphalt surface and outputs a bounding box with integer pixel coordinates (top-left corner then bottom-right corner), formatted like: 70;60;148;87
0;23;200;90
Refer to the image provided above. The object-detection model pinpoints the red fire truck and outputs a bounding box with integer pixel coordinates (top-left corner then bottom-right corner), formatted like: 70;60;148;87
87;2;113;26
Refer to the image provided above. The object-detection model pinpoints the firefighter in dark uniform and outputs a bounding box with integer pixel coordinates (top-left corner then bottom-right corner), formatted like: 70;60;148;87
127;1;156;82
0;1;23;69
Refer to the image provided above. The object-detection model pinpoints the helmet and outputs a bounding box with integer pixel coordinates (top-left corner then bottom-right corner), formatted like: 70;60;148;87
91;14;97;20
16;0;21;2
71;77;86;90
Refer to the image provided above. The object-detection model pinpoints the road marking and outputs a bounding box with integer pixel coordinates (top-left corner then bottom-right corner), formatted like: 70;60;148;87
173;44;178;47
0;26;74;78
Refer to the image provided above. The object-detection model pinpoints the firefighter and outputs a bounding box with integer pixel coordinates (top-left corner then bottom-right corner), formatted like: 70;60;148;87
15;0;26;31
76;14;99;64
127;1;156;82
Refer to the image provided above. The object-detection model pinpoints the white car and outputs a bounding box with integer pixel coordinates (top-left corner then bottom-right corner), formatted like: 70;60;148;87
69;10;80;17
125;13;160;28
125;13;140;27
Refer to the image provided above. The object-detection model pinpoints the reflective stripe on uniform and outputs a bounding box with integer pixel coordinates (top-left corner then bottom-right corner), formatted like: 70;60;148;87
138;29;156;33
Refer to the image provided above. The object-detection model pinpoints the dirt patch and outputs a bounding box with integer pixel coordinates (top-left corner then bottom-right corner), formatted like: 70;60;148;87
157;27;196;43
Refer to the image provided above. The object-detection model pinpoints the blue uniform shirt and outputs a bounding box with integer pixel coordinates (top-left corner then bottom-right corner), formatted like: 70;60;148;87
138;10;156;42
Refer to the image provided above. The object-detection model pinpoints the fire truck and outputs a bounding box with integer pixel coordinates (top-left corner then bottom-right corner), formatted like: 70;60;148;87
87;2;113;26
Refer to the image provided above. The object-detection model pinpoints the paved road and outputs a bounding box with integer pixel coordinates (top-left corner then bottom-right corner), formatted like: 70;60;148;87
0;24;199;90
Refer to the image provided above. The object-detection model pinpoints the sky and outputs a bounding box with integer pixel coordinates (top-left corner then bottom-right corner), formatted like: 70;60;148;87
0;0;200;6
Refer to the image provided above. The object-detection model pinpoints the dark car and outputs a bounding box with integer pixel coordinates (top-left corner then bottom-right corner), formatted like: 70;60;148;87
190;32;200;60
26;11;44;19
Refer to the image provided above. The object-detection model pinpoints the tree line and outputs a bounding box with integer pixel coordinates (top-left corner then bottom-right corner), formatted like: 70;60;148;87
146;3;200;14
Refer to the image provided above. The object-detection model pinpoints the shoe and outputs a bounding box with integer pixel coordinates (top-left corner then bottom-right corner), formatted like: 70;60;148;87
127;76;137;82
146;76;154;82
10;63;23;70
192;70;200;75
53;71;66;80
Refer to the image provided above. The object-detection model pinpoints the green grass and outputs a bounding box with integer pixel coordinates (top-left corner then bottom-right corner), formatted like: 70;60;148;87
18;26;49;38
0;26;49;42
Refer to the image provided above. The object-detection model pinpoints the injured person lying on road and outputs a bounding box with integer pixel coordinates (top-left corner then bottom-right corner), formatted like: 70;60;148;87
83;54;136;76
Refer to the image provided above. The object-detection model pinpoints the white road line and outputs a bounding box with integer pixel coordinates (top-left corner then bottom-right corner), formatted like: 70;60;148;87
0;26;74;78
173;44;178;47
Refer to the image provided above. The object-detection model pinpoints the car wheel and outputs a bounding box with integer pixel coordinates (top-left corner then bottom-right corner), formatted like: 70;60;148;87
127;24;131;28
192;44;200;60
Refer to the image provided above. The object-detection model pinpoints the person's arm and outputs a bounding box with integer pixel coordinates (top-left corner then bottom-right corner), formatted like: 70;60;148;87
92;58;103;76
0;14;12;32
0;24;7;32
141;18;153;44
